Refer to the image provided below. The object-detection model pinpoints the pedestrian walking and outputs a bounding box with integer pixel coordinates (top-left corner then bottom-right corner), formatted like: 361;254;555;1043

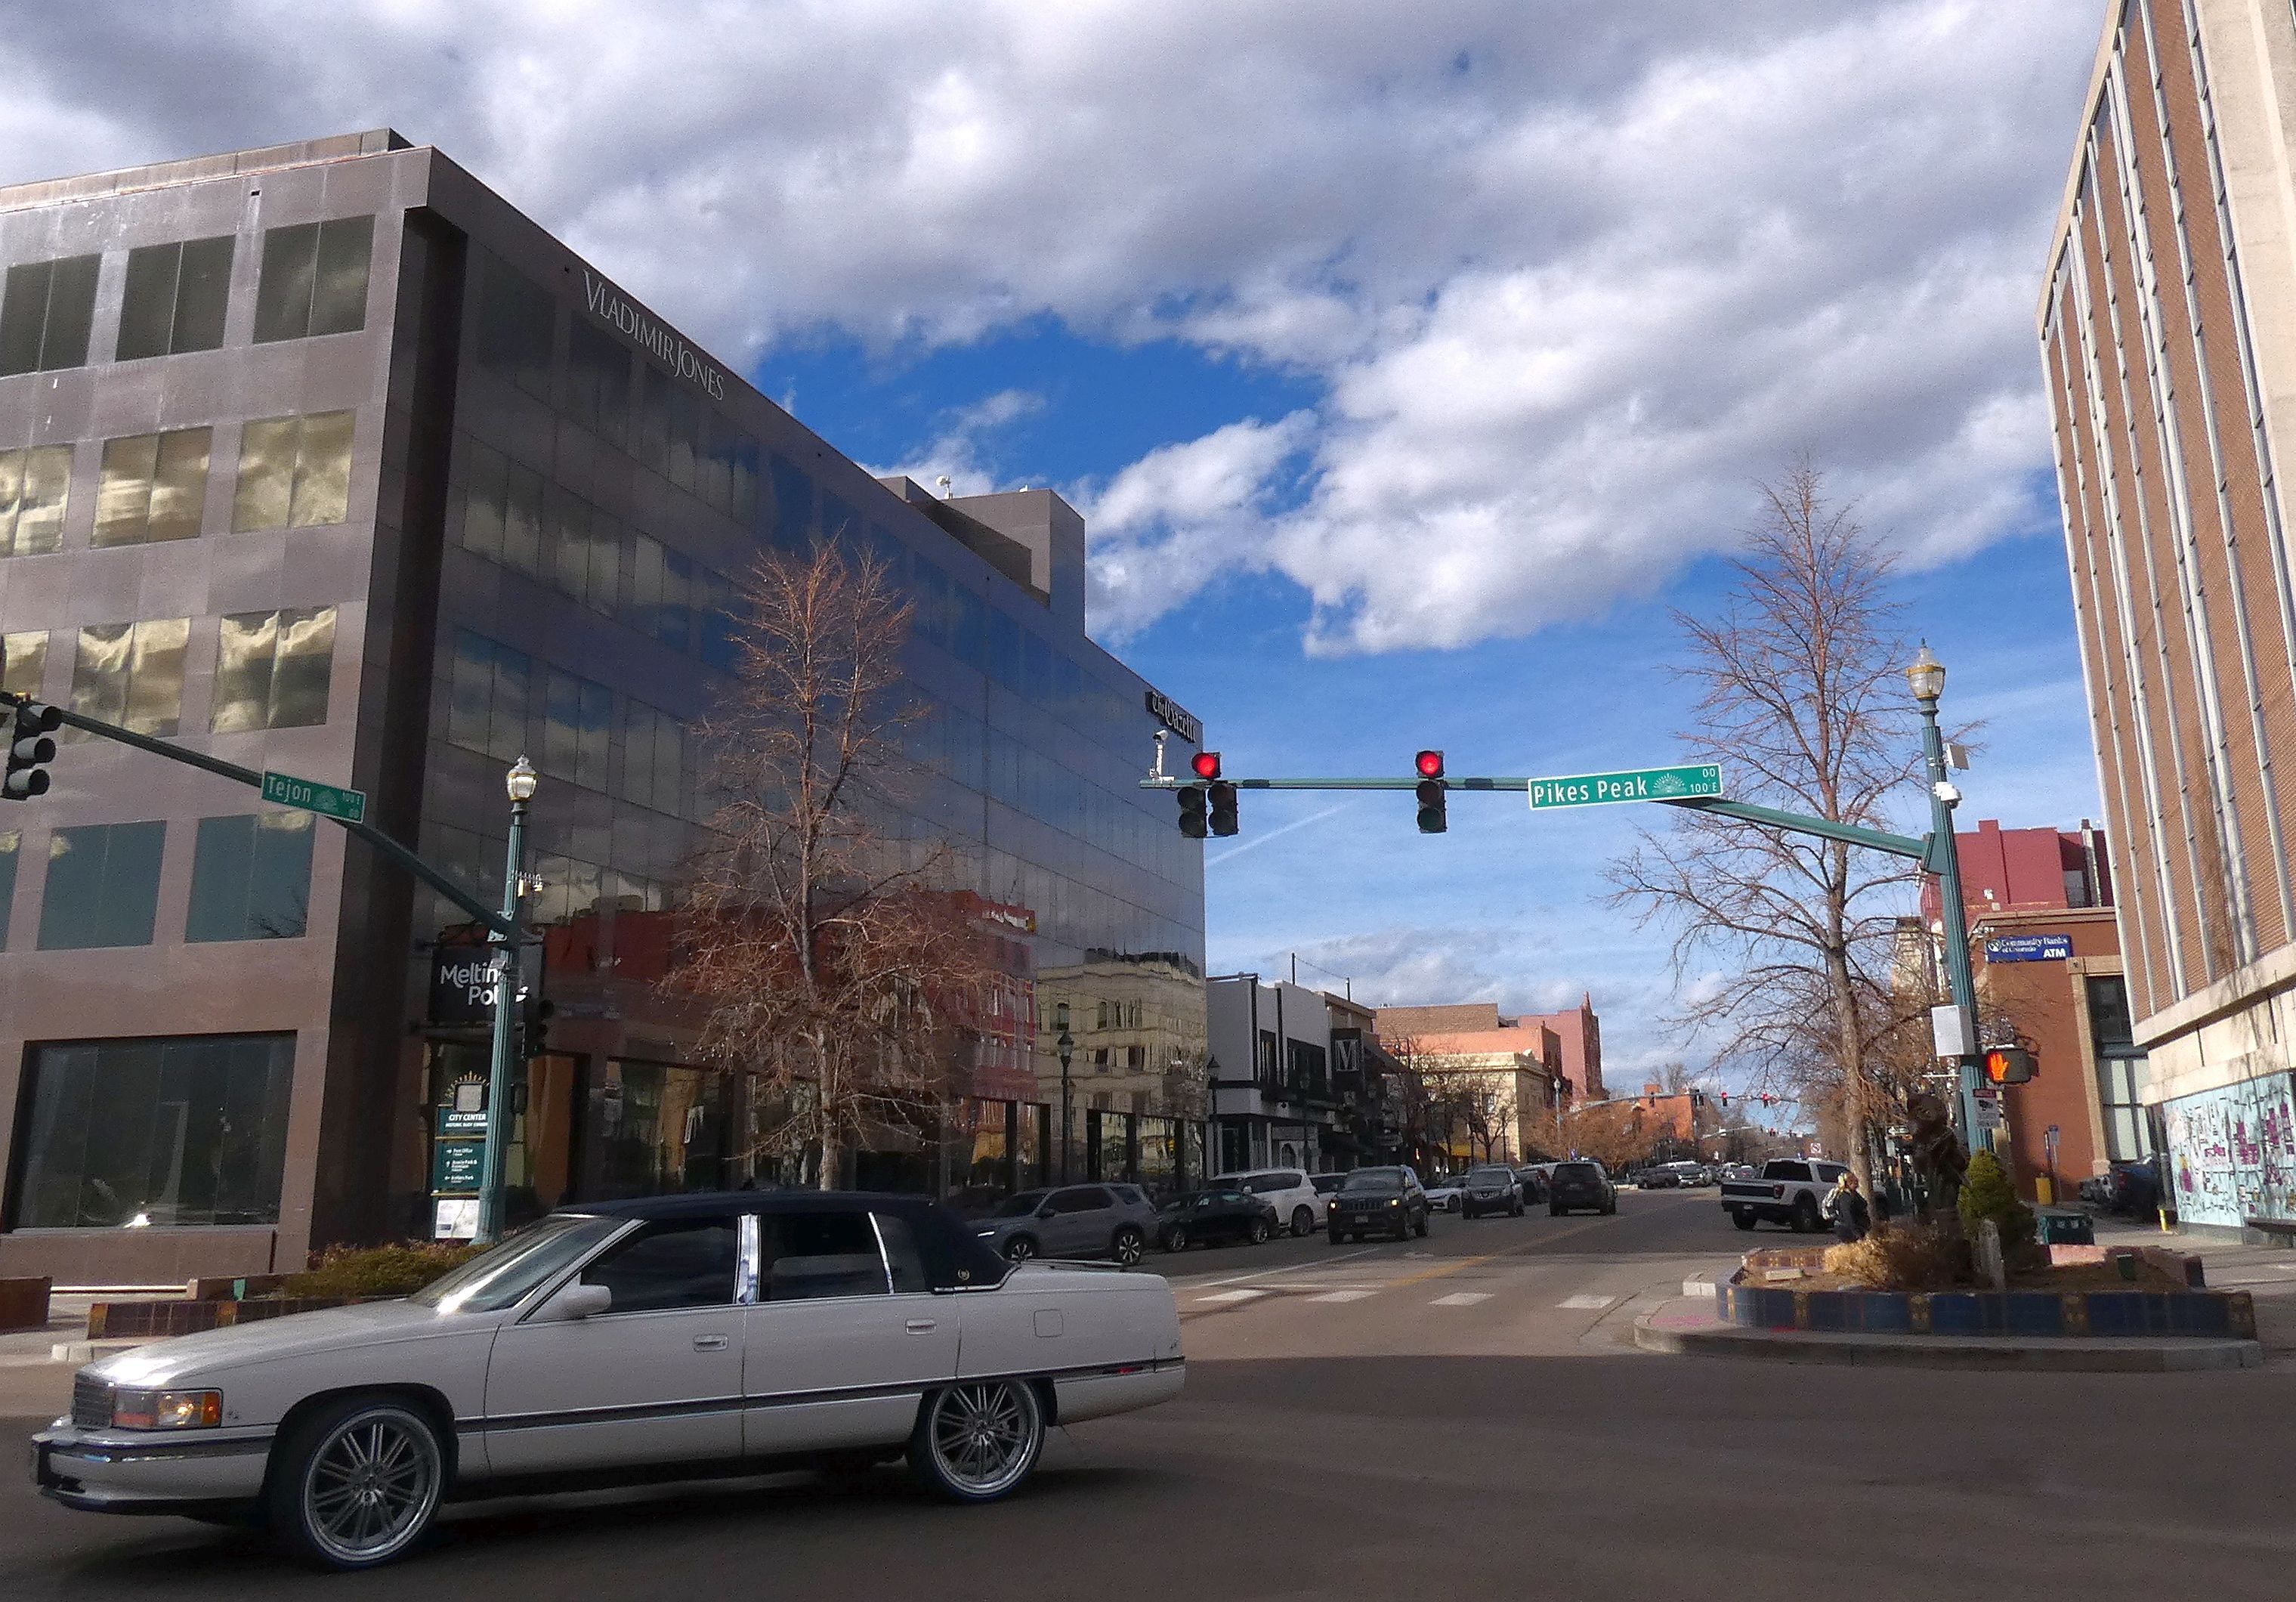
1824;1170;1871;1243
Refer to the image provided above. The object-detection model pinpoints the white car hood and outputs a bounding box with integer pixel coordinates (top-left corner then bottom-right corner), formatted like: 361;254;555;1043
88;1299;496;1388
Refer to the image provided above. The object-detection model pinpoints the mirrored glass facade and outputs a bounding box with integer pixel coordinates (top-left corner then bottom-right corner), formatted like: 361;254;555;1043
0;131;1205;1282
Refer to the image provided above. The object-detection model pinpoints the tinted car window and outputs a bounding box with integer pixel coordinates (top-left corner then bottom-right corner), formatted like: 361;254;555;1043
763;1210;886;1301
1764;1161;1814;1183
581;1218;738;1313
873;1211;930;1294
893;1201;1010;1291
1814;1164;1849;1183
1112;1186;1145;1206
1555;1162;1601;1180
1052;1187;1114;1214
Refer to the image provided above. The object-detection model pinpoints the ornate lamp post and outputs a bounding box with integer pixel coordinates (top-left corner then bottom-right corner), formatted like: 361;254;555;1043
476;755;537;1245
1055;1003;1074;1184
1907;646;1985;1152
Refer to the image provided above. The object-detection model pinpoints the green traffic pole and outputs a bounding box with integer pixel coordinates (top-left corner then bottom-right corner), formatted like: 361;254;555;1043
1916;689;1985;1156
475;759;536;1245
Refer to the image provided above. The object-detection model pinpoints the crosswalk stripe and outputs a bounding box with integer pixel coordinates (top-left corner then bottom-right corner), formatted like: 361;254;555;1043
1558;1294;1615;1310
1196;1288;1266;1304
1430;1291;1491;1307
1306;1289;1377;1304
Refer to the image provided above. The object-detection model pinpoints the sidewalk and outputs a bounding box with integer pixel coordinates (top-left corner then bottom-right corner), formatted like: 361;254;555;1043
0;1295;99;1418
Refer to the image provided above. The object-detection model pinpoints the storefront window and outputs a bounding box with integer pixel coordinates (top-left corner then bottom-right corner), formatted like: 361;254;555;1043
14;1034;294;1227
573;1058;732;1200
2087;975;2149;1161
1139;1116;1178;1197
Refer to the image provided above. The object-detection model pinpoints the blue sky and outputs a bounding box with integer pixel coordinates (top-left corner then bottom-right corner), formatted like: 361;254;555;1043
2;0;2117;1086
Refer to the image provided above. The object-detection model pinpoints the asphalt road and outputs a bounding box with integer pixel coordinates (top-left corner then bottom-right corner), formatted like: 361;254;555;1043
8;1189;2294;1600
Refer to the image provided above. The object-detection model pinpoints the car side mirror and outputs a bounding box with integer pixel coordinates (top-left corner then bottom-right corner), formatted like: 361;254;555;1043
540;1282;612;1322
1037;1203;1058;1219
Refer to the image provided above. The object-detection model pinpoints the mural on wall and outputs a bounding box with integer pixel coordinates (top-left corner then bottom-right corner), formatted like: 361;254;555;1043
2162;1073;2296;1228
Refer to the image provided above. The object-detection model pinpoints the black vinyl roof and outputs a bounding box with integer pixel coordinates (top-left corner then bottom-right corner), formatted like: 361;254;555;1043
561;1189;933;1221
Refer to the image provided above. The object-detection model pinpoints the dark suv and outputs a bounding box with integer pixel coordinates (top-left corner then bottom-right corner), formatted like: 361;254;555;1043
1548;1160;1617;1217
1327;1166;1431;1242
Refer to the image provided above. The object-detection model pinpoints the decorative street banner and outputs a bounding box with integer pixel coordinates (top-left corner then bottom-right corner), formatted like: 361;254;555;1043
1985;933;2073;963
2163;1072;2296;1229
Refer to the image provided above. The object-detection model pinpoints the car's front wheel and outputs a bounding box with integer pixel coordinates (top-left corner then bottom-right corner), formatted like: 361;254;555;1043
1111;1226;1145;1266
910;1379;1044;1503
266;1396;445;1572
1002;1236;1039;1263
1290;1205;1314;1237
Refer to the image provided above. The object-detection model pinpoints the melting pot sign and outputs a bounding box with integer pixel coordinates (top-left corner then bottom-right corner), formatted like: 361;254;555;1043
430;946;508;1025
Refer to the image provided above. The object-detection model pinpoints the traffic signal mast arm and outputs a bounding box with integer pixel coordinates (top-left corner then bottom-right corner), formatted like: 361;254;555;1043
2;688;516;939
1139;769;1931;861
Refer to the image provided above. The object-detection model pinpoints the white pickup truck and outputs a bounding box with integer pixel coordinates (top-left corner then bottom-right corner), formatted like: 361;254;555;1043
1719;1157;1850;1232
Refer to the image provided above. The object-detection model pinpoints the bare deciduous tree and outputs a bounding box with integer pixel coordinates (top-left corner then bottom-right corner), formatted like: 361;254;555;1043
673;540;1000;1189
1608;465;1936;1187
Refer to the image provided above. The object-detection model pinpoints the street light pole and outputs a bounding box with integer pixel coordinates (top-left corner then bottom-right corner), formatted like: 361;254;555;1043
1908;647;1985;1155
476;755;536;1245
1055;1003;1074;1185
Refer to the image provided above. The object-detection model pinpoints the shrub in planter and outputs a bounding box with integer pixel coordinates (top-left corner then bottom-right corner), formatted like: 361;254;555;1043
1958;1151;2042;1271
283;1241;481;1300
1821;1221;1966;1291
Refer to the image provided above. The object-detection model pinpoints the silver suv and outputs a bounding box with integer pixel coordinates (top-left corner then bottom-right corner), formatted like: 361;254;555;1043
972;1183;1160;1266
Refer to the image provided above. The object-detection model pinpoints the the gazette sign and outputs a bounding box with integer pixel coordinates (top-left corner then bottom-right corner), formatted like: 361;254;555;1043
582;270;728;400
1145;688;1201;744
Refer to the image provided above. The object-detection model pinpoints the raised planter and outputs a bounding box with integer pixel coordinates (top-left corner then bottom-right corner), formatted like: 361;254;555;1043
1717;1276;2253;1339
0;1276;51;1333
88;1296;352;1339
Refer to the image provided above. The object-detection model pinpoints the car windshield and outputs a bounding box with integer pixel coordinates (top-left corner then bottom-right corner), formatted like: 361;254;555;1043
1340;1169;1404;1192
409;1214;626;1314
1471;1169;1513;1183
990;1190;1049;1218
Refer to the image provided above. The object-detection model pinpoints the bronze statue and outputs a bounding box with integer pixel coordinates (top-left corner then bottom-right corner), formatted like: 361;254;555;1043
1906;1092;1967;1223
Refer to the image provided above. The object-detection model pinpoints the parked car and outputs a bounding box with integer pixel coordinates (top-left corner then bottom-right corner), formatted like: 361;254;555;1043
1213;1168;1328;1237
1327;1166;1432;1242
1156;1188;1278;1251
972;1183;1160;1266
33;1192;1185;1571
1425;1174;1469;1213
1720;1158;1850;1232
1549;1160;1618;1216
1310;1173;1349;1198
1460;1166;1525;1219
1513;1165;1550;1205
1635;1165;1681;1189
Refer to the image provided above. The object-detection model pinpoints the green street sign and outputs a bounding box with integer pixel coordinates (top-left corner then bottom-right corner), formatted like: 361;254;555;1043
432;1138;486;1195
1527;763;1723;810
261;769;367;824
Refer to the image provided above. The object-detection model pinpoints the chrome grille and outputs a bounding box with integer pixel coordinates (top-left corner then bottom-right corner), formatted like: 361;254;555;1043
70;1375;112;1430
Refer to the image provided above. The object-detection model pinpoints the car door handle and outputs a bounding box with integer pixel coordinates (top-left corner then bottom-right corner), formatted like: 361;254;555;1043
693;1334;729;1352
904;1319;938;1334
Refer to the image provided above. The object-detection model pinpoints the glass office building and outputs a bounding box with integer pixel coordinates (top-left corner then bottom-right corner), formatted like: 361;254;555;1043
0;131;1207;1284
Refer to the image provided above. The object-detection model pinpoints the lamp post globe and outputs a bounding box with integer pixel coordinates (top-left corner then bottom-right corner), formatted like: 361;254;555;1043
1905;643;1945;704
506;754;539;805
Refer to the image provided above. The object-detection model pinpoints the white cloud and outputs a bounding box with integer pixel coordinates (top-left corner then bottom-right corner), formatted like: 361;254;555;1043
864;388;1044;497
0;0;2107;650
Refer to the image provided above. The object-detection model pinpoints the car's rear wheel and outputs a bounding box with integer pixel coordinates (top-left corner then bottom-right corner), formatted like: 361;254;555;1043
1111;1226;1145;1266
1413;1212;1429;1238
1290;1206;1314;1237
1792;1195;1822;1233
1003;1236;1039;1263
1248;1217;1272;1245
910;1379;1043;1503
1731;1210;1758;1231
266;1396;444;1572
1163;1224;1189;1251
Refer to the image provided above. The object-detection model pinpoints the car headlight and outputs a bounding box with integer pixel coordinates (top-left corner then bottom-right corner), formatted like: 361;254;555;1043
112;1388;222;1430
1387;1198;1400;1207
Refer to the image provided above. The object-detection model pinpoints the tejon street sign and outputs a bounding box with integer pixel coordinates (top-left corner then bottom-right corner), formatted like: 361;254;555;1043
1527;763;1723;810
260;769;368;825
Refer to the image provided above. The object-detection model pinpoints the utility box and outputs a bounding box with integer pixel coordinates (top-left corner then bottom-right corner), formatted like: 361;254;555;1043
2035;1210;2095;1248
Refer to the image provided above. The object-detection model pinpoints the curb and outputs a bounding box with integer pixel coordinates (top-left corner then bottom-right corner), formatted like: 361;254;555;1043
49;1339;147;1364
1631;1310;2264;1372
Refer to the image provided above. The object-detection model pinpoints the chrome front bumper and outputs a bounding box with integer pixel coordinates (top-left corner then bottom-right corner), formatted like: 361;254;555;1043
32;1423;274;1512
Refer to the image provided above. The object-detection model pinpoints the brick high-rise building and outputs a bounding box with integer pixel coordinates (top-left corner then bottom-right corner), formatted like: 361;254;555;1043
2038;0;2296;1232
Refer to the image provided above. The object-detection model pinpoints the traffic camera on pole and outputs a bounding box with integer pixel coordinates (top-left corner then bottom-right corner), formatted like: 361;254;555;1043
5;699;62;801
1414;750;1447;833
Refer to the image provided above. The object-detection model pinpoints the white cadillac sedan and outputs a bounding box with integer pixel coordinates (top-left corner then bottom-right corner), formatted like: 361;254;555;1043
32;1192;1185;1570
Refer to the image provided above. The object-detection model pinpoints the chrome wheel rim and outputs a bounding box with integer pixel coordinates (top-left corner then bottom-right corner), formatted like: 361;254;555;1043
1114;1232;1142;1265
1006;1237;1035;1261
1167;1227;1186;1250
301;1409;440;1566
928;1382;1037;1497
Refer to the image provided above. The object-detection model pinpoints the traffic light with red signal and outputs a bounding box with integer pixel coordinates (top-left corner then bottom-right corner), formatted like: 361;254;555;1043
1186;750;1238;838
1415;750;1446;833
